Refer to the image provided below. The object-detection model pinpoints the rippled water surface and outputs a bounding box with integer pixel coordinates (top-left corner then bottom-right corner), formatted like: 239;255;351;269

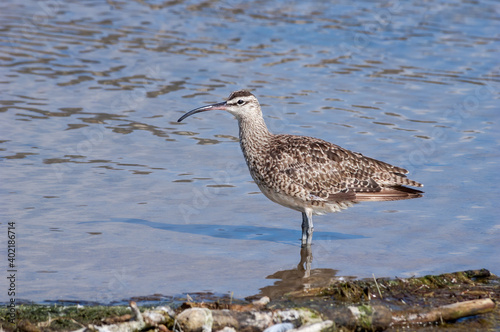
1;0;499;303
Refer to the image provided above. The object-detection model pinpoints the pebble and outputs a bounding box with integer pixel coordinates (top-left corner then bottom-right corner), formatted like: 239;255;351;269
176;307;213;332
289;320;334;332
218;327;237;332
252;296;271;306
263;322;295;332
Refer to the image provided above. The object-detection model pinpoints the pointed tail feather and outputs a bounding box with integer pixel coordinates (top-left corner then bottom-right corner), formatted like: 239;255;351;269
354;185;424;202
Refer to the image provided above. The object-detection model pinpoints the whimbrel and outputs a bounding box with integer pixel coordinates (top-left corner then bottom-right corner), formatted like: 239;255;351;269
178;90;423;246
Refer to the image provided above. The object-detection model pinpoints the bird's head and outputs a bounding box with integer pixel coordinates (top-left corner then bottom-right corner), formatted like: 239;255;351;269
177;90;261;123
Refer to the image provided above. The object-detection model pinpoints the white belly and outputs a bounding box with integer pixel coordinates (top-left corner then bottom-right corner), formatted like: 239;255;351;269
256;183;354;215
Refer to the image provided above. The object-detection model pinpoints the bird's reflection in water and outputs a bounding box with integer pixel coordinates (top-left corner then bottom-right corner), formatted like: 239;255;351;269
256;246;355;300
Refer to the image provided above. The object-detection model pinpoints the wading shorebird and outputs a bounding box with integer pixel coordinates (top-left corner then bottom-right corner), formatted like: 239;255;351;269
177;90;423;246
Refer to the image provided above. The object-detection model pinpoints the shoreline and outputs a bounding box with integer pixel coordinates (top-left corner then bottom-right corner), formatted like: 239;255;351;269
1;269;498;331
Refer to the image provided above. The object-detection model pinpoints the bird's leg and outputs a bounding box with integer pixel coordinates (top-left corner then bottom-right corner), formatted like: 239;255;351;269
301;212;308;244
301;210;314;247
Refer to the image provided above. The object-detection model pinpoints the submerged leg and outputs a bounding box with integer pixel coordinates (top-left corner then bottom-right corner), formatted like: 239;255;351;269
301;209;314;247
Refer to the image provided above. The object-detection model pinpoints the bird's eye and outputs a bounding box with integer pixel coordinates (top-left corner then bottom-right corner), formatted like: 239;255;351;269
237;99;245;105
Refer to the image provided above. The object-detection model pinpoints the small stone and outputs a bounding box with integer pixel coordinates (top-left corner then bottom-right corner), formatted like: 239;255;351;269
218;327;237;332
290;320;334;332
158;324;169;332
253;296;270;306
143;310;167;325
156;305;175;318
263;322;295;332
177;308;213;332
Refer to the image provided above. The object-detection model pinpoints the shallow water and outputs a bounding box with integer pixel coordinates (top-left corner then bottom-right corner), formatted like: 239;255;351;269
1;0;499;303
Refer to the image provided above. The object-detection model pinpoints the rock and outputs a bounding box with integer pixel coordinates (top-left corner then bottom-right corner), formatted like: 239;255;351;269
212;309;273;331
212;309;240;330
242;310;274;330
158;325;169;332
289;320;334;332
143;310;168;325
177;308;213;332
252;296;270;306
217;327;237;332
325;304;391;330
263;322;295;332
157;306;176;318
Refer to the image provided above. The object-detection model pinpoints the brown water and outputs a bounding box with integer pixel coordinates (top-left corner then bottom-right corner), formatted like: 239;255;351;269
1;0;499;304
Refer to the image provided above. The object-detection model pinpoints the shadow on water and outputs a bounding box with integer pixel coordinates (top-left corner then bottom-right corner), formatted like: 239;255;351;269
79;218;368;245
81;218;360;302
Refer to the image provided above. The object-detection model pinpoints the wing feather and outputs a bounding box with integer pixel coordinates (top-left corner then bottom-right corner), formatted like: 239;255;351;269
265;134;423;202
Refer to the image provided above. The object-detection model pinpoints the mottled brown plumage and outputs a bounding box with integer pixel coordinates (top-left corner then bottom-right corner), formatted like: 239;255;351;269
178;90;423;246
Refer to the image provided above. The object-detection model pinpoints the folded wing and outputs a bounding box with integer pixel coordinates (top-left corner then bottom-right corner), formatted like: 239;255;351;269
267;135;423;203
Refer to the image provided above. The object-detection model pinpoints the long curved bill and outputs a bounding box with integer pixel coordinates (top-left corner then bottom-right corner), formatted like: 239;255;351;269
177;101;228;122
